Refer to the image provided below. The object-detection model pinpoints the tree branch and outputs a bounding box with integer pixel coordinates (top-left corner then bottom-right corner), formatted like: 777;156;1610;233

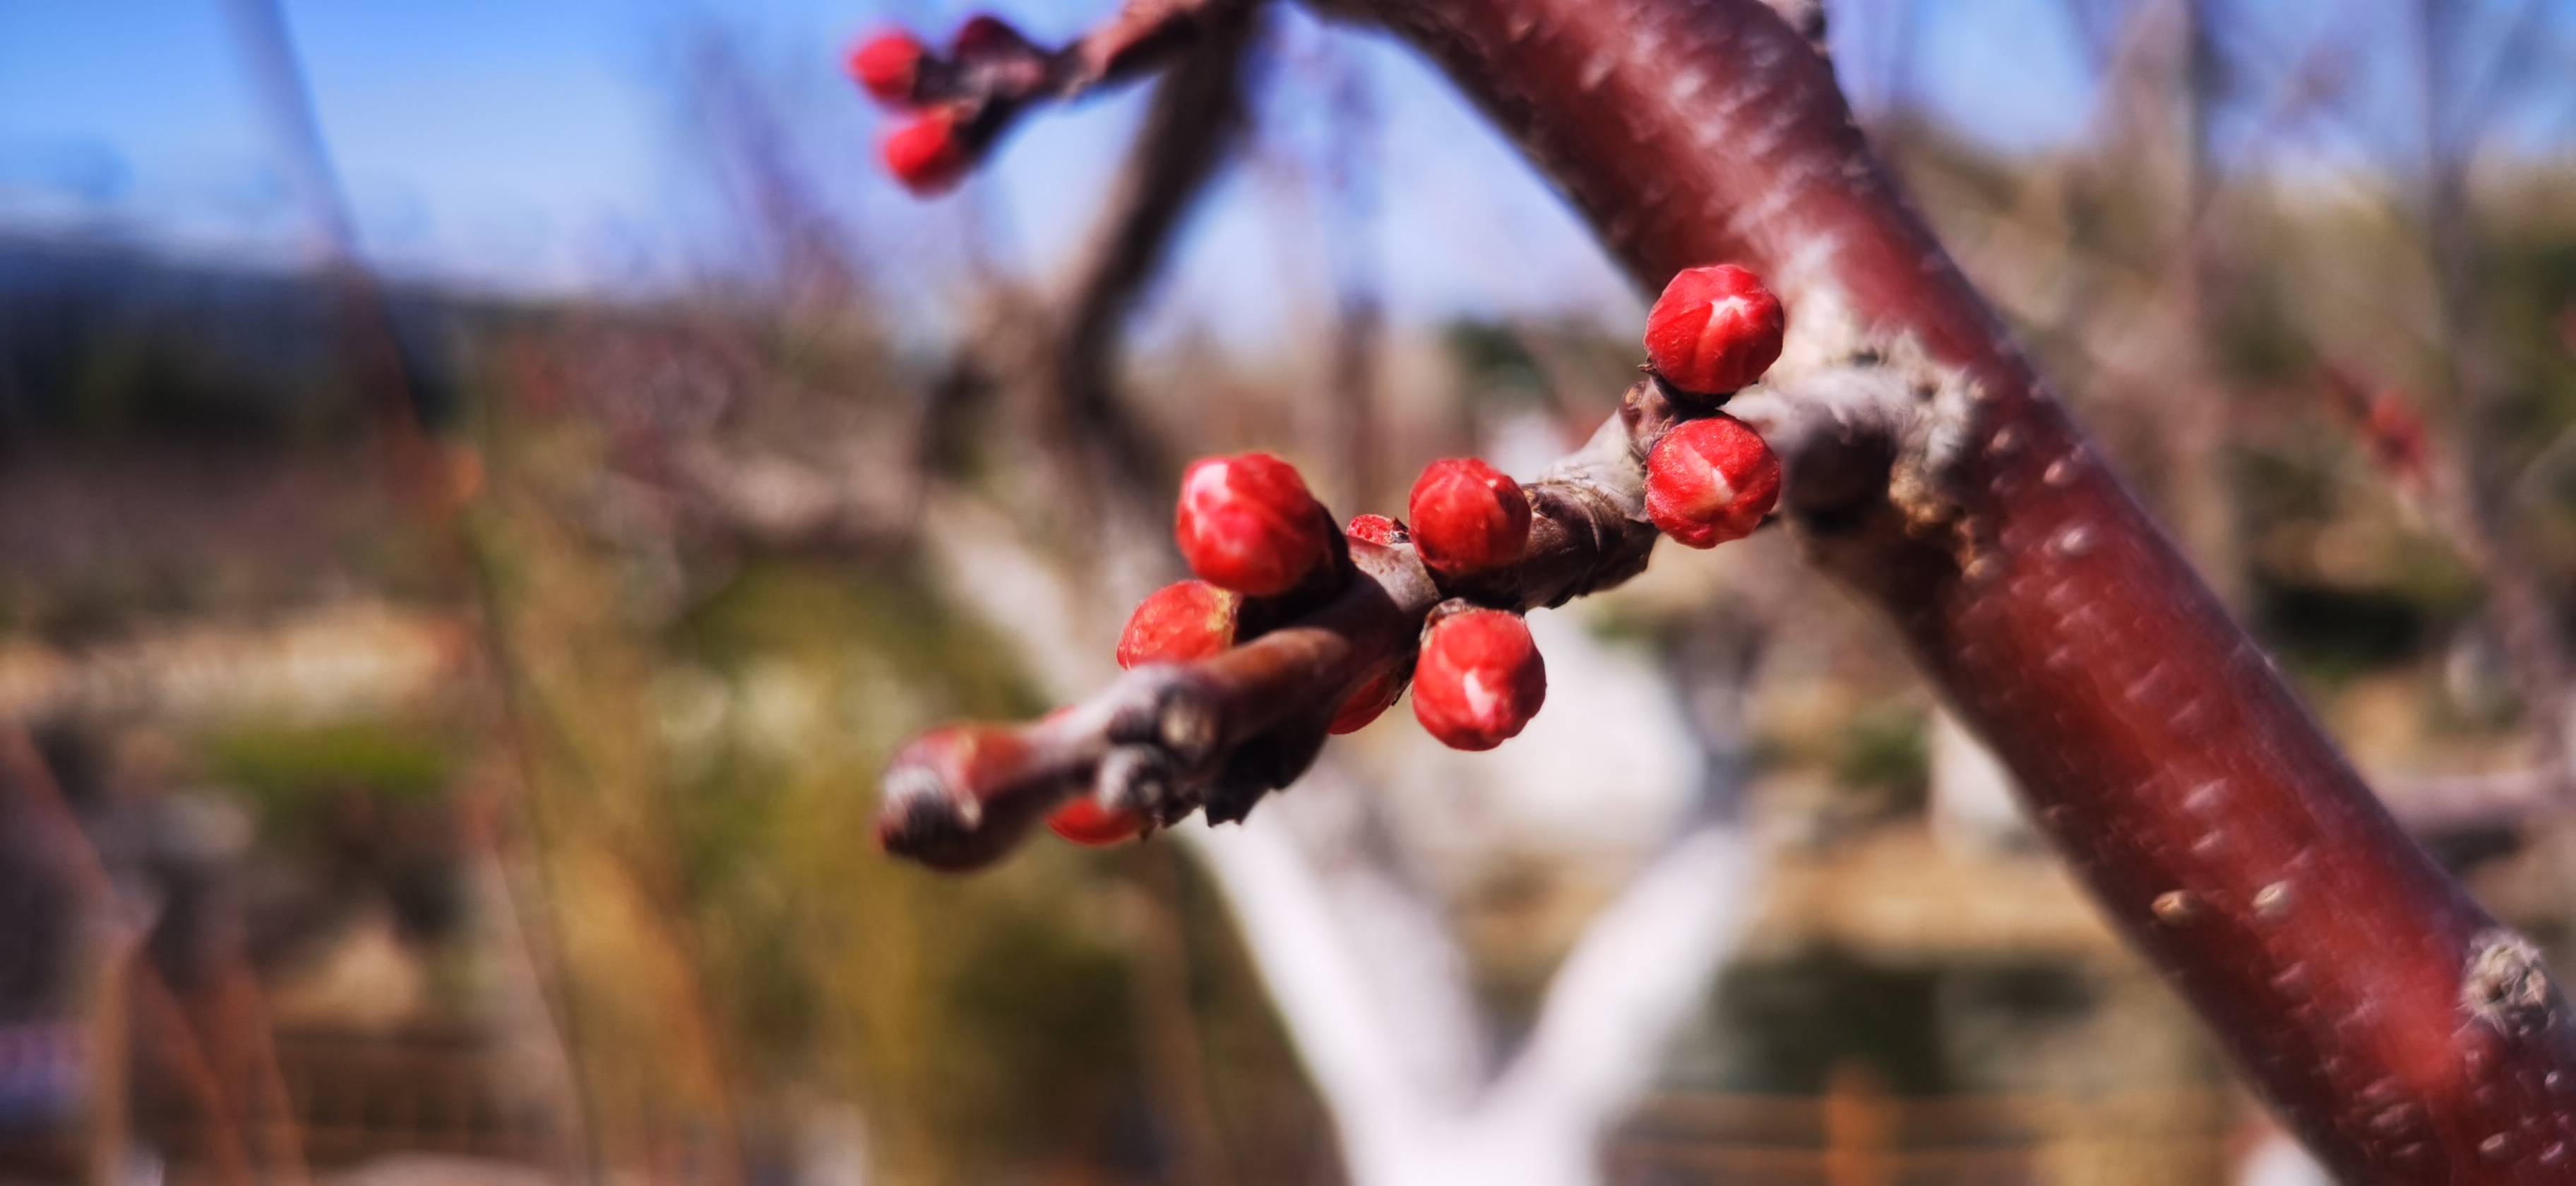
914;481;1771;1185
864;0;2576;1173
876;374;1710;866
1327;0;2576;1176
873;359;1930;868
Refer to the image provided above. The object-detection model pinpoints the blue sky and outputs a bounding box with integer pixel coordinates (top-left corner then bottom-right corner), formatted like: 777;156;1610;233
3;0;2570;340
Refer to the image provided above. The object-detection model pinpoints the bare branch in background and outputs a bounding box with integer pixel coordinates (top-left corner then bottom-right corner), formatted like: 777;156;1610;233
219;0;447;508
1319;47;1387;499
895;5;1260;582
2409;0;2576;805
1050;0;1262;508
688;34;866;309
217;3;754;1176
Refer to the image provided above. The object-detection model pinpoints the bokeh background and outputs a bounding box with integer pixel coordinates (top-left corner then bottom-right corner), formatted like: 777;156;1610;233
5;1;2576;1182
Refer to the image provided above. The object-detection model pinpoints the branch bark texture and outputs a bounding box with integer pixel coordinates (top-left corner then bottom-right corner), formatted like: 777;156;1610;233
1325;0;2576;1178
878;380;1684;866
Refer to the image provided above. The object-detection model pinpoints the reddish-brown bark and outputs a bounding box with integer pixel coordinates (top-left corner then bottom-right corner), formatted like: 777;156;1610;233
1327;0;2576;1177
865;0;2576;1175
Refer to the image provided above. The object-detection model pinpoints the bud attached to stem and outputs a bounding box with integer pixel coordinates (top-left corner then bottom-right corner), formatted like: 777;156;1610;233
1645;415;1780;548
847;30;927;104
882;111;972;196
1174;453;1335;597
1643;264;1784;398
1412;607;1546;751
1408;458;1530;578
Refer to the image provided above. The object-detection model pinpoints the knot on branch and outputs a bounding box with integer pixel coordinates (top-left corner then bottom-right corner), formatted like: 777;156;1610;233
2464;928;2558;1038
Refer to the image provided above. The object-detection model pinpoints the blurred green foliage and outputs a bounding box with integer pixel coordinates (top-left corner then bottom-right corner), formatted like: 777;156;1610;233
208;719;455;814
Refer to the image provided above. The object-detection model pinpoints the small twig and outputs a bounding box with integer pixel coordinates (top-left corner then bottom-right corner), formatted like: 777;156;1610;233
876;368;1910;869
876;378;1667;868
1050;0;1256;98
878;537;1433;868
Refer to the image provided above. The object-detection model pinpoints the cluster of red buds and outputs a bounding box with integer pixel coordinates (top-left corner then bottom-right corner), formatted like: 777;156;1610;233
1045;450;1550;844
845;16;1051;194
1639;264;1785;548
877;264;1791;868
845;7;1227;196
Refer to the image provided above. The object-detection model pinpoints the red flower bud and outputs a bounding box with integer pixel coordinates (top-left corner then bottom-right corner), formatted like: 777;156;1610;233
1645;415;1781;548
1346;513;1408;547
1116;580;1239;669
1047;796;1145;846
1328;667;1406;735
1174;453;1333;596
1407;458;1530;577
882;111;970;196
847;30;926;104
1412;609;1545;751
1643;264;1785;397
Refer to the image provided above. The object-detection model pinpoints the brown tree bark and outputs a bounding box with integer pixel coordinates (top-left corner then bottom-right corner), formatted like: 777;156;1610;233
1318;0;2575;1178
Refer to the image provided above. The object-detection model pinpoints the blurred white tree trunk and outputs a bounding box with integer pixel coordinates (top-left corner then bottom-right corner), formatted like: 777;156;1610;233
1188;791;1756;1186
2237;1132;2333;1186
1929;709;2030;853
924;501;1763;1186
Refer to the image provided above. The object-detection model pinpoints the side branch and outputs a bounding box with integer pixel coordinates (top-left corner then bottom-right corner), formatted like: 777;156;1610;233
876;373;1821;868
878;562;1417;868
